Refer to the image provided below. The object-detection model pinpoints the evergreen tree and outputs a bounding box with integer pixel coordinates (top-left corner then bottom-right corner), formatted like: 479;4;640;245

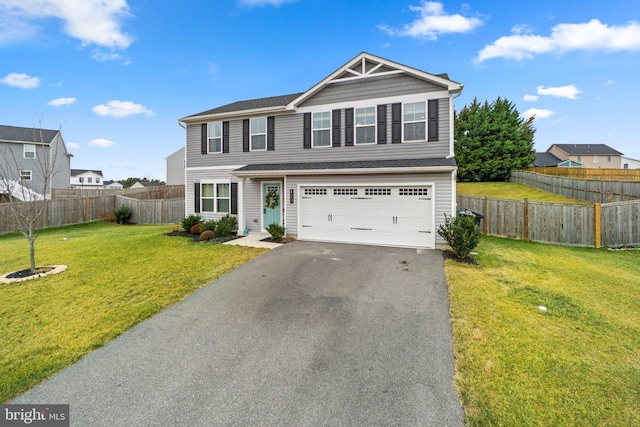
455;97;536;181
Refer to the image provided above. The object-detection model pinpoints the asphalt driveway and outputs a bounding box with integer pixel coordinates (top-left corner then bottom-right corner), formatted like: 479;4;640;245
13;241;464;426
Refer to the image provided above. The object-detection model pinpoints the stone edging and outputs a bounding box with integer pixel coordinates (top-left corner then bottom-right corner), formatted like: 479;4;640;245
0;265;68;284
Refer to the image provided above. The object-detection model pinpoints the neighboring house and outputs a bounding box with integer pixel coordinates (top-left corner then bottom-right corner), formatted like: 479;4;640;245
130;180;163;188
103;180;124;189
0;124;72;200
165;147;185;185
622;156;640;169
70;169;104;189
546;144;623;168
533;152;562;167
178;52;463;249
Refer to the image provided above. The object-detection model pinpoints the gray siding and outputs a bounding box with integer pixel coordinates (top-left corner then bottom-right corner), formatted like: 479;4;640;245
300;74;446;107
51;135;71;190
0;141;60;195
186;97;450;169
185;168;238;221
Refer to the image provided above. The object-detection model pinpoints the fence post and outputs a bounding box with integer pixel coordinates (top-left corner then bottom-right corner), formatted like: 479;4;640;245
523;198;529;241
84;196;89;222
483;196;488;234
594;203;601;248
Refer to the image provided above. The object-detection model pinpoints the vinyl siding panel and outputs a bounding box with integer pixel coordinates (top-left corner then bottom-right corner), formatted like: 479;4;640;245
300;74;446;107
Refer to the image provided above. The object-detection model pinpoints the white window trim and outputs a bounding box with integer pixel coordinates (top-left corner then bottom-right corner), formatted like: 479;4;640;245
354;106;376;145
208;122;223;153
594;155;599;163
20;170;32;181
250;117;267;152
402;101;427;142
201;180;231;214
23;144;36;159
312;111;331;148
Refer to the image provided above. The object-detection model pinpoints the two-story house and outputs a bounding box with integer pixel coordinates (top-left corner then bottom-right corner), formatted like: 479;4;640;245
179;53;463;249
0;124;72;200
546;144;623;168
70;169;104;189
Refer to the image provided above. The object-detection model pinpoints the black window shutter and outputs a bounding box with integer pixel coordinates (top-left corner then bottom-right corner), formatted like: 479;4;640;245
392;103;402;143
428;99;439;141
201;124;207;154
303;113;311;149
332;109;341;147
242;119;250;152
377;104;387;144
345;108;354;147
230;182;238;214
267;116;275;151
194;182;201;213
222;121;230;153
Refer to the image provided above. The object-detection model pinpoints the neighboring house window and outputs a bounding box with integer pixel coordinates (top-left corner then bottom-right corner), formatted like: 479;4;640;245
79;177;84;183
251;118;266;151
577;155;581;162
312;111;331;147
594;155;598;163
208;122;222;153
20;170;32;181
201;182;230;213
88;177;93;183
96;177;101;183
403;101;426;141
24;144;36;159
607;155;612;163
355;107;376;144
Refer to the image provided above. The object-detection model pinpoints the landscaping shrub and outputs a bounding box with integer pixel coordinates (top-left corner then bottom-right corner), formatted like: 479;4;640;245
200;220;217;233
199;230;215;241
266;223;285;242
437;213;480;258
189;223;202;235
170;223;181;232
181;214;203;232
113;205;132;224
215;215;238;237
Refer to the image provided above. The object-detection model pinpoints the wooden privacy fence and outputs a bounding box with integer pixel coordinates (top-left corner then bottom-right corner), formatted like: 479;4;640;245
524;167;640;181
52;185;184;200
512;170;640;202
457;195;640;248
115;195;184;225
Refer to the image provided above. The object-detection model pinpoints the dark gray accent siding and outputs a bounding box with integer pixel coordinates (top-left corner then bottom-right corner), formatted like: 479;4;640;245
300;74;446;107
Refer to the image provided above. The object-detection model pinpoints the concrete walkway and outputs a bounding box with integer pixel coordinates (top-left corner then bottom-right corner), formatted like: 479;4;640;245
13;242;464;426
223;232;282;249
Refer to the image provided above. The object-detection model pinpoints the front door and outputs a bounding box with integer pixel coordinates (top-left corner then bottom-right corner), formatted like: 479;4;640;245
262;182;282;229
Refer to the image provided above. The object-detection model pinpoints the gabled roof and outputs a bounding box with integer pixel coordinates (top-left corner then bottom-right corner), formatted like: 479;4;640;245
533;152;562;167
0;124;59;144
550;144;623;156
71;169;103;177
181;52;462;122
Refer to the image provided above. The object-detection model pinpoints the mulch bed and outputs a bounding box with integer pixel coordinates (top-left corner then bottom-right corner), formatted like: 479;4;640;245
260;236;296;244
6;266;55;279
442;250;478;265
164;231;241;243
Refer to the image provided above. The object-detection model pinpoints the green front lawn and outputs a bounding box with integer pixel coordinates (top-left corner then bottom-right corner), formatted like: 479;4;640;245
446;237;640;426
457;182;590;204
0;222;267;402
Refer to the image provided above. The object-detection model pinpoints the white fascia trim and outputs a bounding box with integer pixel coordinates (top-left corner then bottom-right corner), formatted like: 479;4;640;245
295;91;451;114
180;106;288;123
186;165;247;172
233;165;457;178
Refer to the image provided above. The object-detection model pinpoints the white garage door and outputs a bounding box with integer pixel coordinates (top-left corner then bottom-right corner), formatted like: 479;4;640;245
298;185;434;248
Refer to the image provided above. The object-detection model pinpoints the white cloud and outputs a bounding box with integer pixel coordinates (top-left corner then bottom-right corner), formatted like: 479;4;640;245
511;24;534;35
522;108;554;120
523;94;539;102
379;1;483;40
0;0;133;49
88;138;115;148
475;19;640;63
239;0;296;5
46;97;76;107
604;79;616;86
537;85;582;99
92;100;154;118
67;142;80;149
0;72;41;88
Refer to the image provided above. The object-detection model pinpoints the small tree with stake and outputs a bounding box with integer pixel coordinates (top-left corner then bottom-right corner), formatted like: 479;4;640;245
0;126;59;274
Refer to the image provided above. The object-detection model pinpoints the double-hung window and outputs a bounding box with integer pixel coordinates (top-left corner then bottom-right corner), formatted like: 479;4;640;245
20;170;32;181
251;118;266;151
312;111;331;147
403;101;426;141
24;144;36;159
594;155;599;163
201;182;230;213
208;122;222;153
355;107;376;144
88;177;93;183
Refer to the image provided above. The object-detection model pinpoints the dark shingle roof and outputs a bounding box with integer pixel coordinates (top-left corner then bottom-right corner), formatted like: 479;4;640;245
0;124;59;144
71;169;103;176
187;93;303;118
552;144;623;156
533;152;561;167
234;157;456;173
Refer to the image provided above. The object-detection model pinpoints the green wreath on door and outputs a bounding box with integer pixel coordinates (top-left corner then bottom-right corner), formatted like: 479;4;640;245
265;189;279;209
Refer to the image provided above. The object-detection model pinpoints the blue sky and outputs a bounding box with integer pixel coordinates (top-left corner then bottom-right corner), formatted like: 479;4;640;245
1;0;639;181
